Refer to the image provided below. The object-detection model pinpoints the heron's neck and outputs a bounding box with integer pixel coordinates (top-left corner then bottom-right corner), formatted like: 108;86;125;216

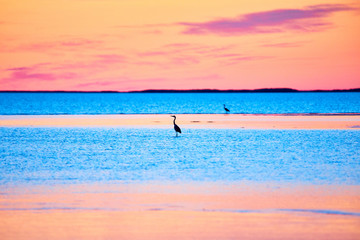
173;118;176;124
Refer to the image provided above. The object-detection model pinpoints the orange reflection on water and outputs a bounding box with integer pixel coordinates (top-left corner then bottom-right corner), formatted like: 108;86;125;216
1;183;359;239
1;210;360;240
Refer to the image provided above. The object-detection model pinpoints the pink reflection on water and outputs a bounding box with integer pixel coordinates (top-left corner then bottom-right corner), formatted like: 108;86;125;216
1;183;359;239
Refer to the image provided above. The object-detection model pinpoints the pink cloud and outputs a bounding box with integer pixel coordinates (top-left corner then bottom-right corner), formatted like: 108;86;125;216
75;81;122;88
135;46;204;66
142;30;163;35
14;38;103;52
116;23;172;29
261;42;306;48
50;54;127;72
5;66;77;82
135;43;270;67
170;56;200;65
210;53;244;58
184;74;221;82
220;56;274;66
164;43;193;49
179;4;356;36
59;39;103;47
137;51;168;57
138;43;235;59
95;54;127;64
74;77;167;90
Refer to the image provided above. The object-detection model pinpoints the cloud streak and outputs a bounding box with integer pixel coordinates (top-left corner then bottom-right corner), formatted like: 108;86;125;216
74;77;167;90
14;39;103;53
261;42;307;48
5;66;77;82
179;4;356;36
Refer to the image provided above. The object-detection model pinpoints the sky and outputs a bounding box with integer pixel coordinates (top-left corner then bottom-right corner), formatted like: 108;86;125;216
0;0;359;91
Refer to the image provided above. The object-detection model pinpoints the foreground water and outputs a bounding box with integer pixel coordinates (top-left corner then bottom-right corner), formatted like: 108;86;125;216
1;92;360;239
1;126;360;239
1;92;360;114
1;127;359;186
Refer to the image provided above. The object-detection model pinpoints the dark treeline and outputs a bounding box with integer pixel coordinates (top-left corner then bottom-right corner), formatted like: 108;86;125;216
1;88;360;93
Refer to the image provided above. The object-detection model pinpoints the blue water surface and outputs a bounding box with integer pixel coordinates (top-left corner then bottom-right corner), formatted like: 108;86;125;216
1;127;359;186
1;92;360;114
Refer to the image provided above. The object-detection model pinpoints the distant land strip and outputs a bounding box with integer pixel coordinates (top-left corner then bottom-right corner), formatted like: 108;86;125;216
1;88;360;93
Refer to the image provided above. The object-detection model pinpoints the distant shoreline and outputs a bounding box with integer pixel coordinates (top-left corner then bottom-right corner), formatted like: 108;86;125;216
1;88;360;93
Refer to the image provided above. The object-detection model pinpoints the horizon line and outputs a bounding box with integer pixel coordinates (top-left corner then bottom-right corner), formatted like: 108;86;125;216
1;87;360;93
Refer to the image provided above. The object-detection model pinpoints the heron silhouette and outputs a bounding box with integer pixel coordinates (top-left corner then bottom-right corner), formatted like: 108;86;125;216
223;104;230;113
171;115;181;137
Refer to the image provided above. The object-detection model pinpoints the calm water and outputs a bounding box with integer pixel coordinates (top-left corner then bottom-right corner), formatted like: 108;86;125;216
1;93;359;239
1;92;360;114
1;128;359;187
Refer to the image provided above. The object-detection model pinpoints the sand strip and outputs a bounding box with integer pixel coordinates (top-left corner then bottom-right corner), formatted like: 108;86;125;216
1;114;360;129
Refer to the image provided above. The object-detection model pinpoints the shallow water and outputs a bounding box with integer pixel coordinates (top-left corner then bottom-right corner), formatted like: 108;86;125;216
1;126;360;240
1;92;360;114
1;127;359;186
1;92;360;239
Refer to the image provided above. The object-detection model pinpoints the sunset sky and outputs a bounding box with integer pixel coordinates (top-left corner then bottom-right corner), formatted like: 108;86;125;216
1;0;359;91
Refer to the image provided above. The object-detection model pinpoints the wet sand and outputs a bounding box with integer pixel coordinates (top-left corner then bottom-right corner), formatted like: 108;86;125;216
1;183;360;240
1;113;360;129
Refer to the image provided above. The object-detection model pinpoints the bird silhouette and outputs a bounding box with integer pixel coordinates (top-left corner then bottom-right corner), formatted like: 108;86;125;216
223;104;230;113
171;115;181;137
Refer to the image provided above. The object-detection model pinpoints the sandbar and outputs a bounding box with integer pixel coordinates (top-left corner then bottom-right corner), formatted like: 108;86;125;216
1;114;360;129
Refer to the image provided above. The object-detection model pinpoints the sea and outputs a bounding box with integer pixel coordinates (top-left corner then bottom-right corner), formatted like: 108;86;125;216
0;92;359;187
1;92;360;114
1;92;360;240
1;128;359;186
